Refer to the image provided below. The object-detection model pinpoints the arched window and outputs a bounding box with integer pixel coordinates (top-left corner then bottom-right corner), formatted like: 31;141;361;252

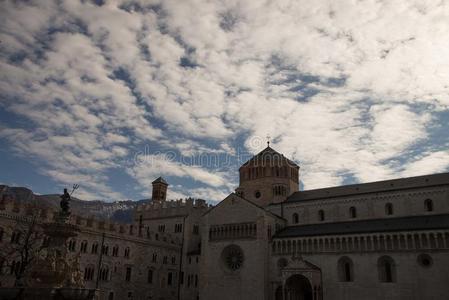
68;239;76;252
91;242;98;254
80;240;88;253
102;244;109;256
124;247;130;258
100;265;109;281
84;265;95;281
349;207;357;218
385;203;393;215
318;210;325;221
10;231;21;244
112;245;119;257
337;256;354;282
378;256;395;282
424;199;433;212
292;213;299;224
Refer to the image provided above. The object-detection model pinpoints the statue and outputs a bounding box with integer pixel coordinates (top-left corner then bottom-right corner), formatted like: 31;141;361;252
59;185;78;217
60;188;71;215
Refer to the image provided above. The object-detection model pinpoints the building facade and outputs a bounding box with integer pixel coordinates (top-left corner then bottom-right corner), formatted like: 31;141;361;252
1;145;449;299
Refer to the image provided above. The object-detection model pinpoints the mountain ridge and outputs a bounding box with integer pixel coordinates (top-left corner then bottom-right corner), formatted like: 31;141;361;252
0;185;146;223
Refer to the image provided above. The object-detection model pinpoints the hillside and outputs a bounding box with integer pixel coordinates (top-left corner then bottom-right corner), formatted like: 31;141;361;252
0;185;147;223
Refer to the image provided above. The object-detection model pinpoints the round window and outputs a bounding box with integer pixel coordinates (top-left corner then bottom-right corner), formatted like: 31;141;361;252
417;254;433;268
254;191;261;198
221;245;244;271
277;258;288;269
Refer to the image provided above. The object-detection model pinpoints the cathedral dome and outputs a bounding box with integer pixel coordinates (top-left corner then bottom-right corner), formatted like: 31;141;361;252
237;146;299;206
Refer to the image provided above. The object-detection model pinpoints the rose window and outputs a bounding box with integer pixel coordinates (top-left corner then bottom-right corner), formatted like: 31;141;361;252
222;245;244;271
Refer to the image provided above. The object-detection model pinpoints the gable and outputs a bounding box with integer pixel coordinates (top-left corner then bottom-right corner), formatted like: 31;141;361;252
204;193;280;225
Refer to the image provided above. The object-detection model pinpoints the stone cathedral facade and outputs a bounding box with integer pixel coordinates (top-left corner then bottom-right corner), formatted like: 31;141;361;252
137;146;449;300
1;145;449;300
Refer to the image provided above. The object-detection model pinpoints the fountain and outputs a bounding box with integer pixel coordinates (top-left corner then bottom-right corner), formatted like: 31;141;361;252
0;188;98;300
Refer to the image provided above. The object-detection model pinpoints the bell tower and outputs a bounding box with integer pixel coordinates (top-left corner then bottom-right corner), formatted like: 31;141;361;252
236;145;299;206
152;177;168;202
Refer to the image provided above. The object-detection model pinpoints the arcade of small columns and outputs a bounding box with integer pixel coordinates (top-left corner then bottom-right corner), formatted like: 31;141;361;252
271;230;449;254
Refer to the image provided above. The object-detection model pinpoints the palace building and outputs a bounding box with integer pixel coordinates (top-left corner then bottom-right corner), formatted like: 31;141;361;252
1;145;449;300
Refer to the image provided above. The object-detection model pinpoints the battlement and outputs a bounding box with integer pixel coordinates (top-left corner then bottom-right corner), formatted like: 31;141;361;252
0;198;181;247
135;198;212;219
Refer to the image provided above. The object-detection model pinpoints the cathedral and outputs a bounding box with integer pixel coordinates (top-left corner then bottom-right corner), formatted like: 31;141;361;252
1;145;448;300
138;145;449;300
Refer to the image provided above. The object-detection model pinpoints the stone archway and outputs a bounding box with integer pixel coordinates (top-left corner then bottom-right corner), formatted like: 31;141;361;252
284;274;312;300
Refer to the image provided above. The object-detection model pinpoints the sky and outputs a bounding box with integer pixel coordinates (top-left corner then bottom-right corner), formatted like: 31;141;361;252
1;0;449;203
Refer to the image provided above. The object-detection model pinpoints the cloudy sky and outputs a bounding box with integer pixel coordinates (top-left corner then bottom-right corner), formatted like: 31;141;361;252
1;0;449;202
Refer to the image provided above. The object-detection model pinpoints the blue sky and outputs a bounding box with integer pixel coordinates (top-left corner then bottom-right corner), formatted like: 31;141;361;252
1;0;449;202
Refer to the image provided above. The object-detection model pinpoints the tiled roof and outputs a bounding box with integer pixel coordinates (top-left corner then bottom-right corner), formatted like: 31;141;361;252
284;172;449;203
274;214;449;238
152;177;168;185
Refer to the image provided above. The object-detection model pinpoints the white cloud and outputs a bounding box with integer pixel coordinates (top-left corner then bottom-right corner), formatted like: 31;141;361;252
0;0;448;201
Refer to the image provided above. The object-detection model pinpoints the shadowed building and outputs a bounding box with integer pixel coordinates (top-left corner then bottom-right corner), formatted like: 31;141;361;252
1;145;448;300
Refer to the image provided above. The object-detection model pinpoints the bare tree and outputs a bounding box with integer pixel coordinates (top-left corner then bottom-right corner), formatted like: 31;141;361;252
0;211;45;287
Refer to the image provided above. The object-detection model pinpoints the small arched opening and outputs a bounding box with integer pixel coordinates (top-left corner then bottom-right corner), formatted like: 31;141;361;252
283;274;313;300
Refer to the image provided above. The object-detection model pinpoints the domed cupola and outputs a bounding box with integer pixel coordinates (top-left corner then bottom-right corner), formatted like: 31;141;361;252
235;145;299;206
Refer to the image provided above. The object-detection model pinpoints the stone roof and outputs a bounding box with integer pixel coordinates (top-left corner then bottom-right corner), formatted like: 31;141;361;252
274;214;449;238
152;176;168;185
285;172;449;203
240;146;299;169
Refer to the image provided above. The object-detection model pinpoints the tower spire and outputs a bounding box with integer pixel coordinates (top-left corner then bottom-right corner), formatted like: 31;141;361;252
266;134;271;147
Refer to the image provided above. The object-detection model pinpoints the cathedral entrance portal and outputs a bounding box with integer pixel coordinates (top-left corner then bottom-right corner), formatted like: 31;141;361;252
280;275;312;300
274;256;322;300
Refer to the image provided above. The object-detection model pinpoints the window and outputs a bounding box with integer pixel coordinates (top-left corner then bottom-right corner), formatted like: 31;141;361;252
10;231;21;244
221;244;244;271
424;199;433;212
168;272;173;286
318;210;325;221
80;240;88;253
163;256;168;264
158;225;165;233
91;242;99;254
172;256;176;264
0;227;3;242
180;272;184;285
84;266;95;281
124;247;130;258
417;254;433;268
112;245;119;257
102;245;109;256
385;203;393;215
254;191;261;198
349;207;357;218
195;274;198;287
152;253;157;263
174;223;183;233
10;260;21;276
99;266;109;281
378;256;395;283
68;239;76;252
193;225;199;235
125;267;132;281
338;257;354;282
108;292;114;300
148;269;154;284
292;213;299;224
